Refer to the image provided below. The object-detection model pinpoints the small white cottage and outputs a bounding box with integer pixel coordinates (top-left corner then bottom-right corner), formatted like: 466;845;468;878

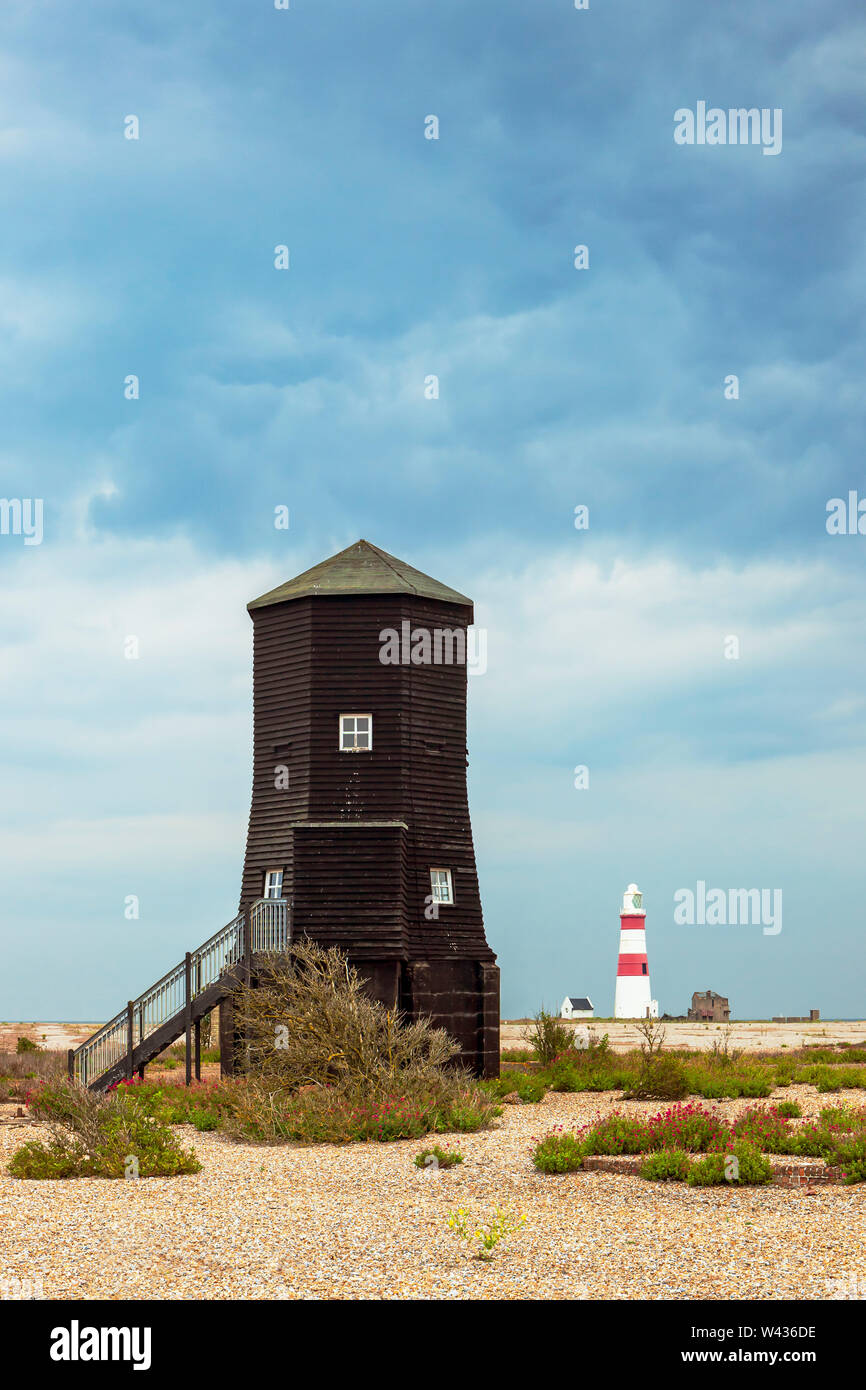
560;996;594;1019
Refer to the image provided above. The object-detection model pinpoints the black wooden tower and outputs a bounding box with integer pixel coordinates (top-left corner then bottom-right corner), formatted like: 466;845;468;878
225;539;499;1077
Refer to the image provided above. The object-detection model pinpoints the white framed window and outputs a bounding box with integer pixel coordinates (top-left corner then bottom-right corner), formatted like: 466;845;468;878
264;869;284;900
429;868;454;906
339;713;372;751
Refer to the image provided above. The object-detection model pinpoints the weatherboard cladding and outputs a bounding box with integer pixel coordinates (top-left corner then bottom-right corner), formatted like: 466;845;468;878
239;587;493;965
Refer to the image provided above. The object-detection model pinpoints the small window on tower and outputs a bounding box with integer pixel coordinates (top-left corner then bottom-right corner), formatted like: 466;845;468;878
264;869;284;900
642;963;647;975
340;714;372;751
430;868;454;906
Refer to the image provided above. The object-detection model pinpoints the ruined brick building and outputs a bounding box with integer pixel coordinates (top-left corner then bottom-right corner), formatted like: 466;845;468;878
688;989;730;1022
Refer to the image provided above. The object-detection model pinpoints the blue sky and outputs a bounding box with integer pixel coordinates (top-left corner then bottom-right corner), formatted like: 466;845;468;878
1;0;864;1021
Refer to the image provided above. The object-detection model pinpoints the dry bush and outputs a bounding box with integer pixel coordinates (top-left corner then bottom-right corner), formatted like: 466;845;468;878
0;1048;66;1101
632;1017;667;1059
233;941;461;1094
220;943;495;1144
708;1025;743;1067
0;1049;66;1079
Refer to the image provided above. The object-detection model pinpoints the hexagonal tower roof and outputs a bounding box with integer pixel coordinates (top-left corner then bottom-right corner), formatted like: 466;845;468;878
248;539;472;611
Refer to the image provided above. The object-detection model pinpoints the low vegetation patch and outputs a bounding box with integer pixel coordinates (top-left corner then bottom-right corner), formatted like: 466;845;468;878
0;1047;65;1101
28;945;498;1149
532;1127;586;1173
447;1206;526;1260
646;1102;730;1152
414;1144;463;1170
509;1015;866;1102
212;943;500;1144
639;1149;693;1182
8;1083;200;1180
217;1078;495;1145
625;1055;691;1102
687;1142;773;1188
833;1134;866;1185
532;1100;866;1184
482;1069;547;1103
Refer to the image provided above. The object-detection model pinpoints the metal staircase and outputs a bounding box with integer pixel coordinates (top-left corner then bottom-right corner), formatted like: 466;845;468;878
70;899;289;1091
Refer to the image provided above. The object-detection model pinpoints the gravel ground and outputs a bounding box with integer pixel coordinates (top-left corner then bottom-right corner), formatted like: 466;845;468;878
0;1086;864;1301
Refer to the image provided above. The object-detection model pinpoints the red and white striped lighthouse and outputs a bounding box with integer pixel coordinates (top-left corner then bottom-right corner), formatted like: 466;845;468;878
614;883;658;1019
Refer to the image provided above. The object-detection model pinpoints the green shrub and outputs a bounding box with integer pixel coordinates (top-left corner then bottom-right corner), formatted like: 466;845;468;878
190;1110;220;1131
801;1048;866;1066
775;1099;801;1118
625;1055;690;1102
647;1102;730;1153
526;1010;573;1066
541;1058;631;1093
545;1061;586;1093
15;1037;40;1054
441;1096;498;1133
532;1129;586;1173
91;1070;499;1147
732;1106;792;1152
639;1149;693;1182
833;1067;865;1090
8;1084;200;1180
7;1136;86;1179
119;1080;225;1126
219;1078;497;1145
776;1121;839;1159
814;1068;842;1093
689;1069;739;1100
483;1070;547;1102
689;1066;773;1100
577;1111;651;1155
414;1144;462;1169
832;1134;866;1184
27;1079;91;1124
31;1077;225;1128
687;1141;773;1187
818;1104;866;1132
733;1065;774;1098
586;1068;633;1092
555;1034;613;1070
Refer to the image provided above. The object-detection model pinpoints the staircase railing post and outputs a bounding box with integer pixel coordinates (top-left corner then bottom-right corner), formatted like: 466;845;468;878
194;954;202;1082
184;952;192;1087
67;1048;74;1082
137;1003;145;1078
126;1001;134;1081
244;909;252;984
